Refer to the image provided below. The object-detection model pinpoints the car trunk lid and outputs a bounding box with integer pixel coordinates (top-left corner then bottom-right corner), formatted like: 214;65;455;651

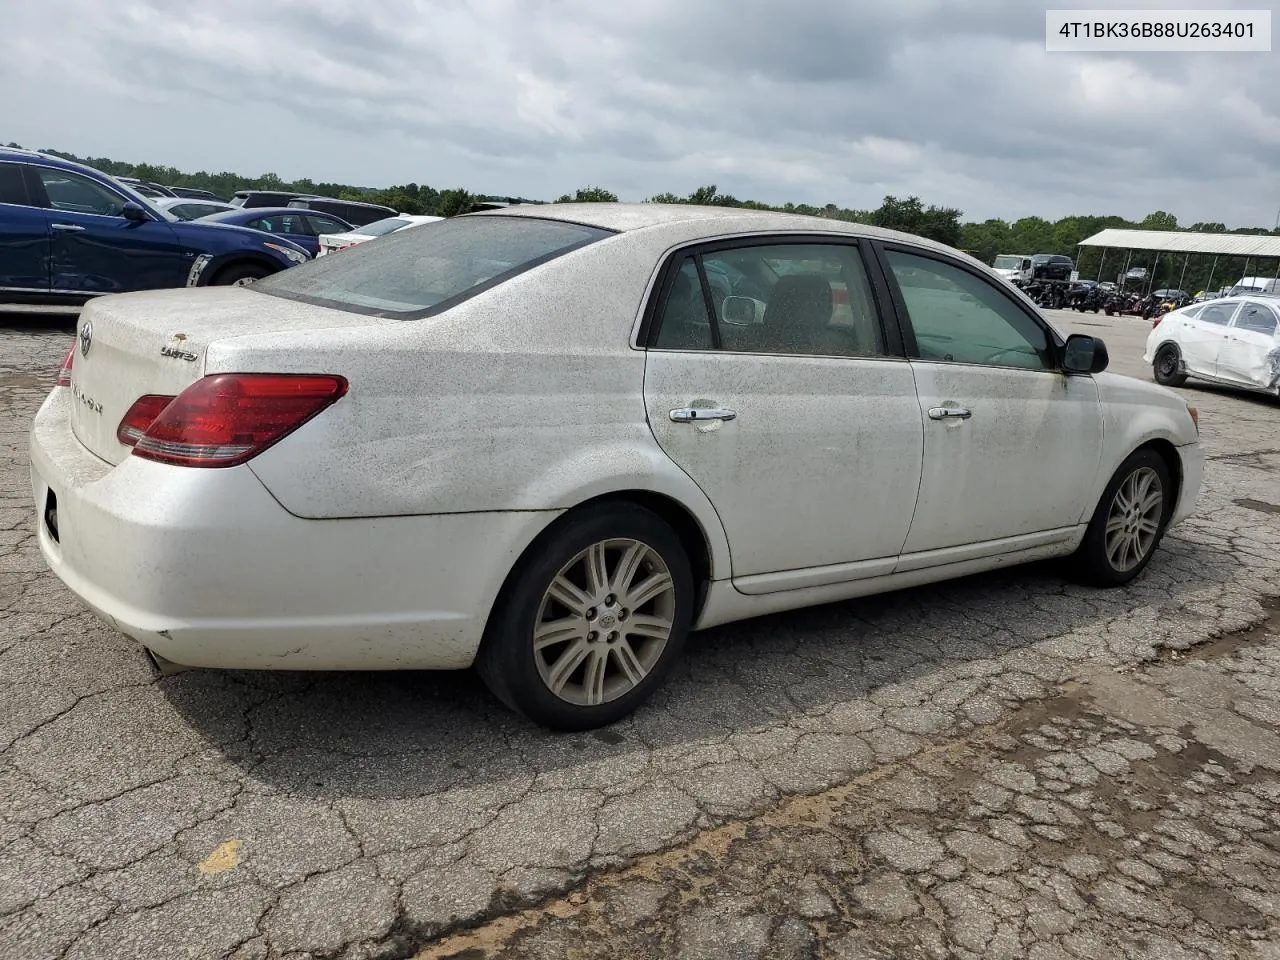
68;286;387;465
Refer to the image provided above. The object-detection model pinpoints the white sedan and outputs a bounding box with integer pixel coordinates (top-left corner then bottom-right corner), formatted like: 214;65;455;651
1145;294;1280;397
315;214;443;256
29;205;1203;730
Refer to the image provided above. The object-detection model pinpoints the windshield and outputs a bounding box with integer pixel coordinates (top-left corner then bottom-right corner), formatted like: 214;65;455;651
993;256;1023;270
355;217;414;237
252;215;613;317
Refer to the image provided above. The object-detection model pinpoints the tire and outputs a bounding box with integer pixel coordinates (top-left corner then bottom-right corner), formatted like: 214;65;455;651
1152;343;1187;387
476;502;695;731
211;263;270;286
1068;449;1172;587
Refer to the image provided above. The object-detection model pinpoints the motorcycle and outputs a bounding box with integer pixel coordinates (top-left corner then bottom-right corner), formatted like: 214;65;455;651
1103;291;1140;316
1071;285;1106;313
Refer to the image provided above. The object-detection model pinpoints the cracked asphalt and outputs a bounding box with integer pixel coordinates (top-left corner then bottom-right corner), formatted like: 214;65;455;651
2;308;1279;960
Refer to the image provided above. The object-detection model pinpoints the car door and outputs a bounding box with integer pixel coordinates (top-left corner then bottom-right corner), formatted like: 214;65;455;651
29;165;187;294
1216;300;1279;386
641;238;924;592
874;243;1103;562
1176;300;1239;377
0;161;50;292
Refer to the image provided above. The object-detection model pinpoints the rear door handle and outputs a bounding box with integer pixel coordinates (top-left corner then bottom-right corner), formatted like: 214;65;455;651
928;406;972;420
670;407;737;423
51;223;85;232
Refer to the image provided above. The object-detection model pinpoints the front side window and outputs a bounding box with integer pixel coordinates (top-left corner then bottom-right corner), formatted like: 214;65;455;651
1233;302;1279;336
37;169;127;217
885;248;1052;370
252;215;611;316
652;242;885;358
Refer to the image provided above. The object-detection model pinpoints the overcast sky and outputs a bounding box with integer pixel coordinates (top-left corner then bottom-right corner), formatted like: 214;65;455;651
3;0;1277;226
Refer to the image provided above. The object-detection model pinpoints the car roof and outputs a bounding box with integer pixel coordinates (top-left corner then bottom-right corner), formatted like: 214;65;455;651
205;206;313;218
467;202;982;265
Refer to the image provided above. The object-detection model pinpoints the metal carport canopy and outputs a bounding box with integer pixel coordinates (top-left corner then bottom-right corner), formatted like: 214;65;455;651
1078;228;1280;258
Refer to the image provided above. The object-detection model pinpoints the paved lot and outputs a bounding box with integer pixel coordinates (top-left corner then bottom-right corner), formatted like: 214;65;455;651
1;308;1278;960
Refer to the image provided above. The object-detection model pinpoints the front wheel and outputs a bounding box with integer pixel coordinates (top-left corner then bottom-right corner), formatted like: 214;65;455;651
476;503;694;730
1152;343;1187;387
211;263;269;286
1068;449;1172;587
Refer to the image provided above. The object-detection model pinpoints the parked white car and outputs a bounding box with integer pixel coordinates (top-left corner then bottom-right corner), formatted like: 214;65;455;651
1145;294;1280;397
151;197;237;220
315;214;443;256
30;205;1203;730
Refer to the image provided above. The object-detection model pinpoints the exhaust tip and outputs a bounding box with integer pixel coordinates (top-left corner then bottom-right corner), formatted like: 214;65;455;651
144;647;194;677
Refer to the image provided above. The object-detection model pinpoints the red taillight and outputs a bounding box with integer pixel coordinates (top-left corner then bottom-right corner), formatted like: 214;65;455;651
130;374;348;468
55;346;74;387
1152;316;1162;328
117;395;176;447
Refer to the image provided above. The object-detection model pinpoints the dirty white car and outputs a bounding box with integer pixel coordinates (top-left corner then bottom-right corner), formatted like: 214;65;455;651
30;205;1203;730
1145;294;1280;397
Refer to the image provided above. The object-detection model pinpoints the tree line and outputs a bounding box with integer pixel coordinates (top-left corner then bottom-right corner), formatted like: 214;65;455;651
11;142;1278;294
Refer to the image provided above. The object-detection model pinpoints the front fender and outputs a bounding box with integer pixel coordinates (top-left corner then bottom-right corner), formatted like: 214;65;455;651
186;250;289;287
1081;372;1200;522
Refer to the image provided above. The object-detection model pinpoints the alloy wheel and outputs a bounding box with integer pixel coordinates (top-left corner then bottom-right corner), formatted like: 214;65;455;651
1104;467;1164;572
532;538;676;706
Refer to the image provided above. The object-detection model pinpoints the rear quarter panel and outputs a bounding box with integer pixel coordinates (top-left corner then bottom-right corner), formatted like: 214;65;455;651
209;229;734;577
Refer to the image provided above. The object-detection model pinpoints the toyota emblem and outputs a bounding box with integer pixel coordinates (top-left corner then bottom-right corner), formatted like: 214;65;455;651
79;321;93;358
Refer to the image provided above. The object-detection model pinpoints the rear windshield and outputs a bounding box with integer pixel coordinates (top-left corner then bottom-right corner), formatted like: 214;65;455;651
356;217;413;237
252;215;614;317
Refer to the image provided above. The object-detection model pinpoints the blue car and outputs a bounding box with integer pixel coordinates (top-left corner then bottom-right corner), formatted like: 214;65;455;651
0;148;311;307
194;207;354;258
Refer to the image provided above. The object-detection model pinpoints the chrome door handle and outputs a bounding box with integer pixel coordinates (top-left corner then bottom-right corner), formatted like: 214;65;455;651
670;407;737;423
928;406;972;420
51;223;85;232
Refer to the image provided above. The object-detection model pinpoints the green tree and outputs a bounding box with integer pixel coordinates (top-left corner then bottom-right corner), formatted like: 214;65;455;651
869;195;963;246
557;186;619;203
436;188;475;217
1140;210;1178;231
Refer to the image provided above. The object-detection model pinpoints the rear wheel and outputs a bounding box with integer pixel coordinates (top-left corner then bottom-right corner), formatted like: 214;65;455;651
212;263;269;286
1068;449;1172;587
1153;343;1187;387
476;503;694;730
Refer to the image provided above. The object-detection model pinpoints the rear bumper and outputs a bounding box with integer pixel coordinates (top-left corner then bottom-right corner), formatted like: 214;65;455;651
29;388;558;670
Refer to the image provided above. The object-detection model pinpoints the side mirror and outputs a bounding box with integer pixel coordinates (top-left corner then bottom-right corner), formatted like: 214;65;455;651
121;202;150;223
721;295;761;326
1062;333;1109;374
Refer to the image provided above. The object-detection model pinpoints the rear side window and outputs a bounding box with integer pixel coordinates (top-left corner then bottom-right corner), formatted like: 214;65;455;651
0;163;28;207
0;163;28;205
1198;302;1236;326
252;216;613;317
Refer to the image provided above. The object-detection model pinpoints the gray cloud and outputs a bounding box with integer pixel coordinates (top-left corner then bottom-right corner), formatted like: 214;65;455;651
2;0;1276;226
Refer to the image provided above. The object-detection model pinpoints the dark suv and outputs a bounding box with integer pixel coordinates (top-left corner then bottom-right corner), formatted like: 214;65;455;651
1031;254;1074;281
0;148;310;307
286;196;397;227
